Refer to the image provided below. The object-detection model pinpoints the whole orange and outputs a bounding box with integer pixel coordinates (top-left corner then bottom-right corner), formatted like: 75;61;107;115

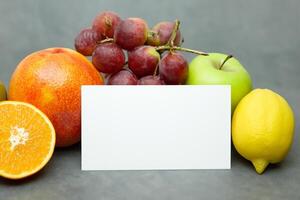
9;48;104;147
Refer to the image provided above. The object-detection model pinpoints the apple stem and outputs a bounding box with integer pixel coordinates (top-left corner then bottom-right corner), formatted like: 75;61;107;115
155;46;208;56
97;38;114;44
219;55;233;70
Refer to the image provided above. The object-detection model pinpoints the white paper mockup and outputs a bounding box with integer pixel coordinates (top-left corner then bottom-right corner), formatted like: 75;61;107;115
81;86;231;170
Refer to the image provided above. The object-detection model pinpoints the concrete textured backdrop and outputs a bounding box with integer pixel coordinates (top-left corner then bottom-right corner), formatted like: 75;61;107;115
0;0;299;199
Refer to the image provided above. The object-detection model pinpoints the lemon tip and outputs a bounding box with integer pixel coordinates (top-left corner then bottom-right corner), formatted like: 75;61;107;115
252;159;269;174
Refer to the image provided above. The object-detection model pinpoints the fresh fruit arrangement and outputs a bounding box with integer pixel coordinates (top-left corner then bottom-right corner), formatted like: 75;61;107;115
73;10;295;174
74;11;209;85
0;10;296;180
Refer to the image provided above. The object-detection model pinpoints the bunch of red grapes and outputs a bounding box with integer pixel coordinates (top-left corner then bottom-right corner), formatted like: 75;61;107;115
75;11;207;85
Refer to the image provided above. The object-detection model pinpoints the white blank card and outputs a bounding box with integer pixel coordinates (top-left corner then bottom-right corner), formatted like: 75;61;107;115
82;86;231;170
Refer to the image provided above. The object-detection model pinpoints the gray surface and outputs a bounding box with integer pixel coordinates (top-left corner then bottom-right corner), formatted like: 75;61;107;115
0;0;300;199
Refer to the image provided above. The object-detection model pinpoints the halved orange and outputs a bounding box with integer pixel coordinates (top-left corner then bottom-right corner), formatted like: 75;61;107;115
0;101;55;179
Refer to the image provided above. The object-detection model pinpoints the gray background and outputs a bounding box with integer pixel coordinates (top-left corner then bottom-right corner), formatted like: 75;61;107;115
0;0;300;199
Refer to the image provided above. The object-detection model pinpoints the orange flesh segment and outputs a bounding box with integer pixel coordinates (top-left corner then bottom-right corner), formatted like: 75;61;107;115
0;101;55;179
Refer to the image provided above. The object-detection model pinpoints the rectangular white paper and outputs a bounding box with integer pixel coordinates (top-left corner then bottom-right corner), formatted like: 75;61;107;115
82;85;231;170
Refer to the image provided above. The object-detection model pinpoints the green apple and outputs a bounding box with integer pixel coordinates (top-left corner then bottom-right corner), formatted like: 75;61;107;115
0;80;7;101
187;53;252;111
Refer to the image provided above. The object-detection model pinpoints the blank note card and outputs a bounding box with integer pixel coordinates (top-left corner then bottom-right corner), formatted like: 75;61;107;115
82;86;231;170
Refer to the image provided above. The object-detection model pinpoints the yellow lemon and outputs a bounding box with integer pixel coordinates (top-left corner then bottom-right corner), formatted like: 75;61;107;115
232;89;295;174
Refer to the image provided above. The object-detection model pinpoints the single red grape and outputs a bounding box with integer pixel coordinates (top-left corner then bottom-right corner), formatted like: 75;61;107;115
107;70;138;85
92;11;121;38
92;43;125;74
74;28;102;56
114;18;148;50
138;75;165;85
128;45;160;78
147;21;182;46
159;52;188;85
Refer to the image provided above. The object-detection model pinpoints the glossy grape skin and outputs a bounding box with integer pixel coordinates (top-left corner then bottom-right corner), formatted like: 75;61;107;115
107;70;138;85
92;11;121;38
128;46;160;78
147;21;182;46
114;18;148;50
92;43;125;74
159;52;188;85
74;28;102;56
138;75;165;85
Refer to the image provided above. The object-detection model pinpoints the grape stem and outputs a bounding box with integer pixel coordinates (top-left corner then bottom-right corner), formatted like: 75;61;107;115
167;19;180;47
163;19;208;56
219;55;233;70
153;63;159;76
155;46;208;56
97;38;114;44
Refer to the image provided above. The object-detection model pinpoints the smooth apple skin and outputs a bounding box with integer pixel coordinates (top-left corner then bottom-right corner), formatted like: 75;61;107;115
187;53;252;111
